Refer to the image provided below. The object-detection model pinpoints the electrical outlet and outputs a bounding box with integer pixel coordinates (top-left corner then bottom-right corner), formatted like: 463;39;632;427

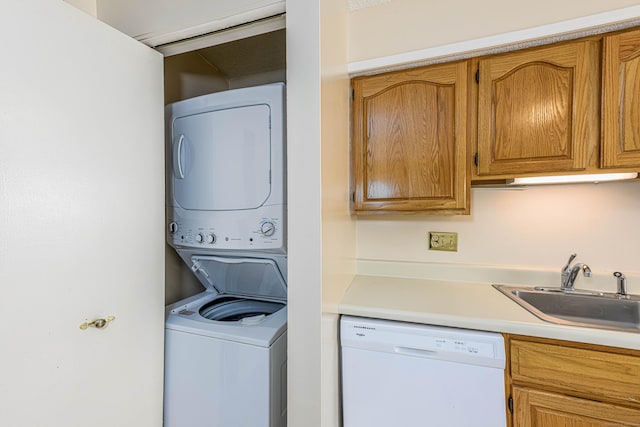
428;232;458;252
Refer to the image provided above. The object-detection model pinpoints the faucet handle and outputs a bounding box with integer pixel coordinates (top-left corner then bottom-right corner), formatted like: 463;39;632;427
562;253;577;272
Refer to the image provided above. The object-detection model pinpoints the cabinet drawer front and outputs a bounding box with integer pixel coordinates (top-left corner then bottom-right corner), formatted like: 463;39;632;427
511;339;640;407
513;386;640;426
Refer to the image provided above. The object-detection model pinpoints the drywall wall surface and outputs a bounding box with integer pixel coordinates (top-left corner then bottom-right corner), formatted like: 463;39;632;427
357;181;640;274
319;2;354;427
64;0;96;16
286;0;323;424
349;0;640;64
321;0;356;311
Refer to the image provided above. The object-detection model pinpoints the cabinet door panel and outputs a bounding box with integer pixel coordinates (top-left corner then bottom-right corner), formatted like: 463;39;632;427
513;387;640;427
477;41;599;176
492;63;572;161
352;62;469;214
510;339;640;405
603;28;640;167
366;81;455;199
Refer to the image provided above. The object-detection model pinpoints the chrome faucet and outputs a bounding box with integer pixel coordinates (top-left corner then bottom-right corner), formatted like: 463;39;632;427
560;253;591;291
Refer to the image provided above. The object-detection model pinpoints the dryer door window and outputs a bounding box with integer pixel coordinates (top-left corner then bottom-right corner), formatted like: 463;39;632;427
171;104;271;211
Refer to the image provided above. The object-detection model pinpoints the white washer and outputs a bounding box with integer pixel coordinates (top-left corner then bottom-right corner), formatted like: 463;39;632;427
164;253;287;427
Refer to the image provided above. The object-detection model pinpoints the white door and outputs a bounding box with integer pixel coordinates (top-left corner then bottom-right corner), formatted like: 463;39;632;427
0;2;164;426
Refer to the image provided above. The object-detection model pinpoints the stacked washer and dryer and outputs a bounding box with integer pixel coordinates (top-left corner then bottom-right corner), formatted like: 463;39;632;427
163;83;287;427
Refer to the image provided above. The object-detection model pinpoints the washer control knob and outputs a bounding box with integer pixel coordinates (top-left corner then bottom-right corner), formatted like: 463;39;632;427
168;222;178;234
260;221;276;237
195;233;204;243
206;233;216;244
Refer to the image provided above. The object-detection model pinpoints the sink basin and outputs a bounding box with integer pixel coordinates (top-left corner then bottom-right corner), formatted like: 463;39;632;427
493;284;640;333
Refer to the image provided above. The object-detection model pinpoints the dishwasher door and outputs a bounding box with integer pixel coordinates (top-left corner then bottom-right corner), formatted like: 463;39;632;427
340;316;506;427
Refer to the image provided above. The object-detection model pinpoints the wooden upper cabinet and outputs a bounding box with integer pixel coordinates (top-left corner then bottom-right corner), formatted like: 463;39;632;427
351;61;470;214
476;40;600;177
602;28;640;168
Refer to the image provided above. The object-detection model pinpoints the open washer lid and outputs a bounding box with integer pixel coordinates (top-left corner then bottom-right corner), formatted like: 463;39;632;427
189;255;287;300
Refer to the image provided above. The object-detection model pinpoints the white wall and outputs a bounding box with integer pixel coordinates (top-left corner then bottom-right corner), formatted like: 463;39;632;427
286;0;323;424
63;0;96;16
349;0;640;63
163;52;229;105
319;1;353;425
287;0;355;426
321;4;356;312
358;182;640;275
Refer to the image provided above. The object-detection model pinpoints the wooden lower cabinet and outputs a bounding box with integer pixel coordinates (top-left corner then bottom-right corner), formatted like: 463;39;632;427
513;387;640;427
507;336;640;427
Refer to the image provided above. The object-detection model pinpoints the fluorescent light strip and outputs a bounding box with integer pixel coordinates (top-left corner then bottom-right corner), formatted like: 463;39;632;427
507;172;638;185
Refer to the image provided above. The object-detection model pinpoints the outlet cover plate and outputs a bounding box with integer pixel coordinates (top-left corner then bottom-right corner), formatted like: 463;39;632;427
429;232;458;252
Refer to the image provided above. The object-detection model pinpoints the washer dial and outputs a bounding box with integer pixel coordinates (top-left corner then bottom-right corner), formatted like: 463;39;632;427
260;221;276;237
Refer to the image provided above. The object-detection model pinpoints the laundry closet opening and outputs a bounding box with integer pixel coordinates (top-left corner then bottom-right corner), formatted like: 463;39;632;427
161;23;288;427
162;28;287;305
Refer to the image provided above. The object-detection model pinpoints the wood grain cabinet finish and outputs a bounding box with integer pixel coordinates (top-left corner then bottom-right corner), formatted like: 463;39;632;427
476;40;600;177
351;61;470;214
508;336;640;427
513;387;640;427
602;28;640;168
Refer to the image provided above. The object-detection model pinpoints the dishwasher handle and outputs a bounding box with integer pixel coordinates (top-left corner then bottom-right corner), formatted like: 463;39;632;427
394;346;439;358
391;344;505;368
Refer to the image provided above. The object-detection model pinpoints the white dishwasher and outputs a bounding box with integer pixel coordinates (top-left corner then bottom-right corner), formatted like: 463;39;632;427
341;316;506;427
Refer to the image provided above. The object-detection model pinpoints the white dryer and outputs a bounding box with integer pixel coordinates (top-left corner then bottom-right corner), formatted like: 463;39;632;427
165;82;286;255
163;83;287;427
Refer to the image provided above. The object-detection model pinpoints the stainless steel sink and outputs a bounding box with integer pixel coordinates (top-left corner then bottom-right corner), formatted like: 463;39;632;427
493;284;640;333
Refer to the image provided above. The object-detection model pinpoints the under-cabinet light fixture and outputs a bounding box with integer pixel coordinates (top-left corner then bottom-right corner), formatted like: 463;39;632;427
506;172;638;186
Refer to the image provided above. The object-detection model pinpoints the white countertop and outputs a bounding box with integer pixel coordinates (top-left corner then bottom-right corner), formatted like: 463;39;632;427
338;274;640;350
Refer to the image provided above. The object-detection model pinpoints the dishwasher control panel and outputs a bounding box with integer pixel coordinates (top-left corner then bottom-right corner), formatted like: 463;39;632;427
341;315;505;368
434;337;495;357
